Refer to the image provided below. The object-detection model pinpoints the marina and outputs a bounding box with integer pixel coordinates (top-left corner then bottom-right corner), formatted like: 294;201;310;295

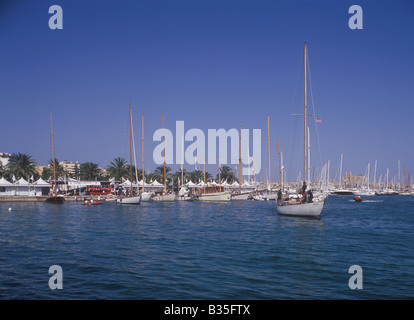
1;1;413;303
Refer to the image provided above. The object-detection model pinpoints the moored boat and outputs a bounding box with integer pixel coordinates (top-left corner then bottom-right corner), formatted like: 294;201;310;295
276;43;327;217
198;186;232;201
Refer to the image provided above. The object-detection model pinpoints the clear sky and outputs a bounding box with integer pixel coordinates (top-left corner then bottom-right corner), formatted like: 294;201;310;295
1;0;413;183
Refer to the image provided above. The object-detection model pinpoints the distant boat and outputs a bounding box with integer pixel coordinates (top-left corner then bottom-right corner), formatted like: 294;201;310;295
332;189;355;195
276;43;327;217
198;186;232;201
231;125;252;201
151;112;175;202
198;157;231;201
117;104;141;205
354;196;363;202
45;113;65;204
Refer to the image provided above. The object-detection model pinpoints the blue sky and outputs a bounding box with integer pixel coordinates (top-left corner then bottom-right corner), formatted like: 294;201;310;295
0;0;413;182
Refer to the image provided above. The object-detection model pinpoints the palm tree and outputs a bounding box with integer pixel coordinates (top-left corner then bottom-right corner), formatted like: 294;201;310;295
188;170;203;183
80;162;102;180
107;157;128;181
152;165;172;184
7;153;37;180
41;158;69;180
216;165;237;184
0;162;5;177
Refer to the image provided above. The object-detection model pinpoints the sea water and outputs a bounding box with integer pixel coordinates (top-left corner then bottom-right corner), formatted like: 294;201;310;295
0;196;413;299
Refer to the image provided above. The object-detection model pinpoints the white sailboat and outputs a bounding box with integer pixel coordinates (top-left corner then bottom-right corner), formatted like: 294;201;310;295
277;43;327;217
152;112;175;202
117;104;141;205
45;113;65;204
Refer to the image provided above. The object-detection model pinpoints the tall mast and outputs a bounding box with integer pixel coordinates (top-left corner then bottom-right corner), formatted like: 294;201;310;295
339;153;343;189
267;115;271;190
142;114;145;192
131;107;139;191
218;156;221;189
181;135;184;188
50;113;57;194
304;42;308;182
129;104;133;191
277;134;282;189
307;126;310;184
203;158;206;190
239;124;241;194
162;112;166;192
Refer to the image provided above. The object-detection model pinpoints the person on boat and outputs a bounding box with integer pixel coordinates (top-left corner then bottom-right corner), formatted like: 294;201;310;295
277;189;282;205
300;181;307;195
306;189;313;203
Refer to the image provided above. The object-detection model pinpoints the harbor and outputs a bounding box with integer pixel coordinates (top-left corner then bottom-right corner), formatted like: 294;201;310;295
1;0;414;304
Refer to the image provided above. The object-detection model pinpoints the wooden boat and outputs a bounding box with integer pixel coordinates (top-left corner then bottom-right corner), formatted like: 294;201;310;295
45;113;65;204
276;43;327;217
198;158;231;201
231;125;252;200
198;186;232;201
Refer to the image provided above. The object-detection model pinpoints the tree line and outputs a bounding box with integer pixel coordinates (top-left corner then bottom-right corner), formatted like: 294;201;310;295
0;153;238;185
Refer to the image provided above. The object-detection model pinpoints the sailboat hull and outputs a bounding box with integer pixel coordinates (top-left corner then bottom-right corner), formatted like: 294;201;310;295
140;192;152;202
198;191;232;201
277;199;326;217
45;196;65;204
117;195;141;204
231;192;252;200
152;193;175;201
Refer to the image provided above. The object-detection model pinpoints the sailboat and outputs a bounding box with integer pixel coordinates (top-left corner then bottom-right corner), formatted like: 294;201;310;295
198;157;232;201
277;43;327;217
45;113;65;204
117;104;141;204
140;114;152;202
176;136;194;201
232;125;252;200
152;112;175;201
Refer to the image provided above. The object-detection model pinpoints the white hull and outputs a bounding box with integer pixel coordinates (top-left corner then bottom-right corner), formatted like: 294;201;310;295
117;195;141;204
176;195;194;201
252;195;266;201
264;193;277;200
277;198;326;217
231;192;251;200
151;193;175;202
198;191;231;201
140;192;152;202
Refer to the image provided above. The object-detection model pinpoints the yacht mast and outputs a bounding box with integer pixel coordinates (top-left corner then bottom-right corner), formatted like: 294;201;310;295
50;113;57;194
142;114;145;192
304;42;308;182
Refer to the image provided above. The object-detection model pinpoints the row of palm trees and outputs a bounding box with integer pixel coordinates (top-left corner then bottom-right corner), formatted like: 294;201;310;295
0;153;238;185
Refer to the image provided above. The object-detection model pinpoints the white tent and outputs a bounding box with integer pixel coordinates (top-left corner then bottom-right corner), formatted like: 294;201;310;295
0;177;13;186
34;178;52;187
187;180;197;188
16;177;29;185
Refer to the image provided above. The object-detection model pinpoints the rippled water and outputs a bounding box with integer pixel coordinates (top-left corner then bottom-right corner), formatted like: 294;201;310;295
0;196;413;299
